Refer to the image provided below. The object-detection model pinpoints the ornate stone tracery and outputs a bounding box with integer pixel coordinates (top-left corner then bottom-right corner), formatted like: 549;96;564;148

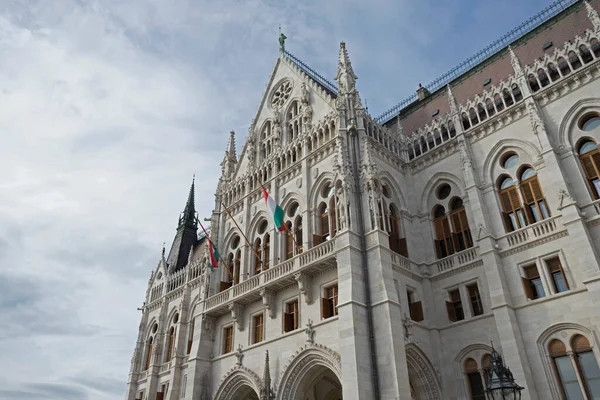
406;344;442;400
213;365;262;400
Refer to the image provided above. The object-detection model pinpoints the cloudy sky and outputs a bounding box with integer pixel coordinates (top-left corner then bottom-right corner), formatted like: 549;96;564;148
0;0;555;398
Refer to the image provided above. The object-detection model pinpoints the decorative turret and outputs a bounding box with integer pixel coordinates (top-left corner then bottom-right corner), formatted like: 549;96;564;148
166;177;199;273
335;42;358;95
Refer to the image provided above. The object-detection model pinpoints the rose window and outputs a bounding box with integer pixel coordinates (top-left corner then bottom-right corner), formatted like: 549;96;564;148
272;81;292;108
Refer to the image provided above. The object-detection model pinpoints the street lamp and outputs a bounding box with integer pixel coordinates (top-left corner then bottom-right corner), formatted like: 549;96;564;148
485;344;524;400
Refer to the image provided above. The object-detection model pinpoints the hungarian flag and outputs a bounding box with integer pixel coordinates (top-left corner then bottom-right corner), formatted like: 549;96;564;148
199;222;220;271
261;184;286;232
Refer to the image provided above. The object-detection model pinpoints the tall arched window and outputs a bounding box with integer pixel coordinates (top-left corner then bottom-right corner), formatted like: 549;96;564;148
145;336;153;370
294;215;303;254
388;204;408;257
166;327;175;361
433;206;454;259
578;139;600;199
318;202;329;244
329;196;338;238
221;253;234;291
234;250;241;284
465;358;485;399
254;238;262;275
187;318;194;355
549;336;600;398
498;176;527;232
519;167;550;223
263;233;270;270
481;354;491;385
449;197;473;252
285;221;294;260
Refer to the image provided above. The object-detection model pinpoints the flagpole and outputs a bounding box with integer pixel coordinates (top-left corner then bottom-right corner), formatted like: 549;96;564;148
196;218;234;279
259;180;302;255
221;202;264;268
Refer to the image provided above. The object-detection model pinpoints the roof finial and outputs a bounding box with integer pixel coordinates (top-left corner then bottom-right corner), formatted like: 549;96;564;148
447;84;458;115
162;242;166;258
279;25;287;53
227;130;237;161
508;45;523;76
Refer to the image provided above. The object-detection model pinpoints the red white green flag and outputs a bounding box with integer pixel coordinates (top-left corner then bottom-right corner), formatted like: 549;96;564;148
261;185;286;232
199;222;220;271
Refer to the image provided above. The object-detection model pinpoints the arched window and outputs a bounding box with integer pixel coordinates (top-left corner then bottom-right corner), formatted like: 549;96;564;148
558;57;571;76
503;88;514;107
449;197;473;252
569;51;582;70
285;221;294;260
433;205;454;259
263;233;270;270
465;358;485;399
187;318;194;355
319;202;329;243
578;139;600;199
485;98;495;117
550;336;600;398
579;44;593;64
220;253;234;291
388;204;408;257
166;327;175;361
145;336;153;370
294;215;303;254
519;167;550;223
234;250;241;284
481;354;491;385
547;63;560;81
498;176;527;232
494;93;504;112
329;196;338;238
254;238;262;275
528;74;540;92
512;83;523;102
591;38;600;58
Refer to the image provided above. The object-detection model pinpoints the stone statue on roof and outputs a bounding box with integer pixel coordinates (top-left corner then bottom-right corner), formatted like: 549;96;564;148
279;26;287;52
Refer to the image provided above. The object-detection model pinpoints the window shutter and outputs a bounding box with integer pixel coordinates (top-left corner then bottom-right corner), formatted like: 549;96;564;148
582;154;600;179
410;301;424;322
531;178;544;201
522;277;534;300
330;205;337;235
434;239;443;259
321;297;331;319
508;188;522;211
312;234;323;246
446;301;457;322
156;393;164;400
520;181;535;204
321;213;329;237
547;257;569;289
398;237;408;257
501;212;513;232
286;230;294;259
284;312;293;332
220;281;231;292
388;231;399;253
499;190;513;213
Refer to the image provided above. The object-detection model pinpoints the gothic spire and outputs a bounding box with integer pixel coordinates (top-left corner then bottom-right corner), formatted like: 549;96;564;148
508;46;523;76
260;350;273;400
335;42;358;94
179;175;197;230
226;130;237;162
447;85;458;115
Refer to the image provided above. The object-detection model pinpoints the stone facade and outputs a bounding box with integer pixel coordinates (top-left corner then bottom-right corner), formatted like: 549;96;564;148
126;1;600;399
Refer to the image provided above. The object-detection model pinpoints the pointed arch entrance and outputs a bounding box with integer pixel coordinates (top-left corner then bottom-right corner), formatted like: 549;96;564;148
406;344;442;400
276;344;342;400
213;366;261;400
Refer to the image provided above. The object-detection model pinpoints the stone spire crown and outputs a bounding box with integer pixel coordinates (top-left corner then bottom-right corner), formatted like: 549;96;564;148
447;85;458;115
166;177;199;273
508;46;523;76
226;130;237;162
335;42;358;94
585;1;600;31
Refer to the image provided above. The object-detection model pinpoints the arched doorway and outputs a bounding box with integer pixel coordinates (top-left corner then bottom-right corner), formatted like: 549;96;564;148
295;364;342;400
406;345;442;400
213;367;261;400
277;344;342;400
229;384;259;400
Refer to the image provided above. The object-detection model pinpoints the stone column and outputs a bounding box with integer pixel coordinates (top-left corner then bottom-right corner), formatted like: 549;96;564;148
183;312;215;400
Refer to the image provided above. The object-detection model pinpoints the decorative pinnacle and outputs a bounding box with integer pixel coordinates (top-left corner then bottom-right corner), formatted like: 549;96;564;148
335;41;358;93
585;1;600;31
263;350;271;385
508;45;523;75
226;130;237;162
179;176;197;229
447;84;458;115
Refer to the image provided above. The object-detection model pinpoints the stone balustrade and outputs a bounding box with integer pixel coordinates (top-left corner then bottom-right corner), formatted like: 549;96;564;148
435;247;480;273
500;215;563;249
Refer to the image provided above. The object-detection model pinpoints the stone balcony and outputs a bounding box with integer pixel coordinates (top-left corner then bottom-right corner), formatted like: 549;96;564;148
204;239;337;316
497;215;568;257
582;199;600;225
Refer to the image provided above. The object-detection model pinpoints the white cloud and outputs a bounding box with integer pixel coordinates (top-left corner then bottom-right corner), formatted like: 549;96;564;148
0;0;554;398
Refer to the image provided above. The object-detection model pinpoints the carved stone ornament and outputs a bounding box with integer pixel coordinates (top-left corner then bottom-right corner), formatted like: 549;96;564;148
447;85;458;115
558;188;575;208
296;177;302;188
403;313;415;344
271;80;292;109
294;272;312;304
477;223;489;240
508;46;523;76
260;288;276;318
585;0;600;32
229;302;245;331
235;344;244;366
305;319;316;344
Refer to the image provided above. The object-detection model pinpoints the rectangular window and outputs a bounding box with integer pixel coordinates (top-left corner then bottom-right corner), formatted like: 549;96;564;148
554;355;584;398
467;283;484;316
446;289;464;322
283;299;299;332
522;265;545;300
222;326;233;354
546;257;569;293
407;289;424;322
322;284;339;319
578;351;600;397
253;314;264;344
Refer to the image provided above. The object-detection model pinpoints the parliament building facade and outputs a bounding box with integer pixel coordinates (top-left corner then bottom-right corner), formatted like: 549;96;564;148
126;1;600;398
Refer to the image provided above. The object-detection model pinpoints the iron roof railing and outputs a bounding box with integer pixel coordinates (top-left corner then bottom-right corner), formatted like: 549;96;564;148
284;50;339;96
376;0;579;124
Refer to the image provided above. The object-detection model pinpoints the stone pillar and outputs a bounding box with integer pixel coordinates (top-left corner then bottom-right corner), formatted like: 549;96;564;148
335;230;377;400
364;229;413;399
183;313;214;400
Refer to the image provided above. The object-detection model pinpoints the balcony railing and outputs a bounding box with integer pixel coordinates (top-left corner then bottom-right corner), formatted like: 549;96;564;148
581;199;600;218
435;247;480;273
204;240;336;314
499;215;564;249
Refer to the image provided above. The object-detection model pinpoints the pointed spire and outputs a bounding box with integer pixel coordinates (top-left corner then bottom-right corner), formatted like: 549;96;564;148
179;175;197;230
335;42;357;94
226;130;237;162
447;85;458;115
585;1;600;31
508;46;523;76
396;114;404;136
261;350;273;400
